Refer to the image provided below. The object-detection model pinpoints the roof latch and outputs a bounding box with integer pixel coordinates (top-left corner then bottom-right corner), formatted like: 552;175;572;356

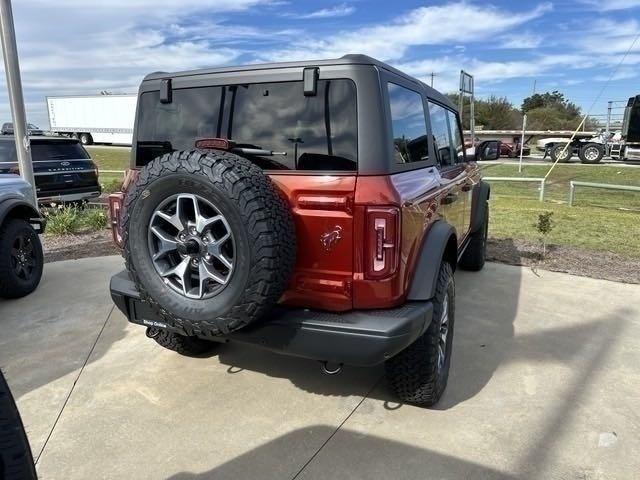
303;67;318;96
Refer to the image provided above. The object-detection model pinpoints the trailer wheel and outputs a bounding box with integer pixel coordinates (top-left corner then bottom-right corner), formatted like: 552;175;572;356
579;143;604;164
79;133;93;145
550;144;572;163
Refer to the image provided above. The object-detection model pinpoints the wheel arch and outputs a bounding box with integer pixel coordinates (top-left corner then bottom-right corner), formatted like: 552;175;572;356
406;220;457;301
0;199;44;232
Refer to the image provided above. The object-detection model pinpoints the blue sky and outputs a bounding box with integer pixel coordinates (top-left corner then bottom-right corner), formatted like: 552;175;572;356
1;0;639;129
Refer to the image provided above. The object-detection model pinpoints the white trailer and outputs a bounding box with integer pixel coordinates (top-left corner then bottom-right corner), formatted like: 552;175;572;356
46;94;137;146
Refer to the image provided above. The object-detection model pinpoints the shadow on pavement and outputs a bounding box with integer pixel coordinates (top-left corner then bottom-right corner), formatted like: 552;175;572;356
166;425;515;480
0;257;127;399
168;307;629;480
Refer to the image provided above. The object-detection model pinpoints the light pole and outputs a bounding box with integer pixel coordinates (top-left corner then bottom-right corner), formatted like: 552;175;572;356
0;0;37;206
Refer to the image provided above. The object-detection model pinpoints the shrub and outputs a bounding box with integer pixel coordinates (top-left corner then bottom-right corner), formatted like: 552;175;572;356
44;205;80;235
82;208;108;231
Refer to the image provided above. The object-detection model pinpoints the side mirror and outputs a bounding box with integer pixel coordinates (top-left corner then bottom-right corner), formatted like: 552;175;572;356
476;140;500;161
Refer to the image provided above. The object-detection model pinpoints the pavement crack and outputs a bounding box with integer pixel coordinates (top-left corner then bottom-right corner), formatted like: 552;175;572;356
290;375;382;480
34;305;115;465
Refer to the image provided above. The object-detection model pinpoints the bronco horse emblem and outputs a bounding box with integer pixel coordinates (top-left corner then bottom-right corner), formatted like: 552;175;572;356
320;225;343;252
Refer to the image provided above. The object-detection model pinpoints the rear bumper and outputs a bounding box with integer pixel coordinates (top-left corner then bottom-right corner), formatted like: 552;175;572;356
38;189;101;204
110;270;433;367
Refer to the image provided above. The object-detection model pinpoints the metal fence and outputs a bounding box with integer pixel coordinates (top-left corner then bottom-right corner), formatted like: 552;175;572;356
568;181;640;207
483;176;546;202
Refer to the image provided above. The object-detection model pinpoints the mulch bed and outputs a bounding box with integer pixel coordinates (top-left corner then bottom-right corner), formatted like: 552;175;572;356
42;230;640;285
487;238;640;284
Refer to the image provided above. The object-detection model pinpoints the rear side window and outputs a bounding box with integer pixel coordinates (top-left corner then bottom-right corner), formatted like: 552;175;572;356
387;83;429;164
31;142;90;161
428;102;456;168
446;110;465;163
137;79;358;171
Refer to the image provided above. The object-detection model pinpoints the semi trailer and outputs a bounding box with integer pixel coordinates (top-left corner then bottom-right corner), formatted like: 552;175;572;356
46;94;136;146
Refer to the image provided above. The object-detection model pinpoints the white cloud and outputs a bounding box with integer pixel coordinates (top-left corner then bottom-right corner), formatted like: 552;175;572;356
499;33;544;49
288;3;355;19
578;0;640;11
262;2;553;62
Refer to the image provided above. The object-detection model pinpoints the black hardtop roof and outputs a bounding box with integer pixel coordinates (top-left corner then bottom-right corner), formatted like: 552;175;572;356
143;54;455;110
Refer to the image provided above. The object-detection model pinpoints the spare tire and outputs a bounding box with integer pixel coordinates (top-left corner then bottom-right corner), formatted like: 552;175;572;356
122;150;296;336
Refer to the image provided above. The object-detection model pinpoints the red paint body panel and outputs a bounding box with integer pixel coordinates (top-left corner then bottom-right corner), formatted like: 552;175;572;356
270;174;356;312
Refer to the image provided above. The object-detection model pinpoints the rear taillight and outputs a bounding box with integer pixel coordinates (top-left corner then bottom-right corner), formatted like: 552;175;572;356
365;207;400;279
108;193;124;248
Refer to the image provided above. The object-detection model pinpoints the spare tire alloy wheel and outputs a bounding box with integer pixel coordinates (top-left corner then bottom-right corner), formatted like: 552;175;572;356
149;193;235;299
123;150;296;336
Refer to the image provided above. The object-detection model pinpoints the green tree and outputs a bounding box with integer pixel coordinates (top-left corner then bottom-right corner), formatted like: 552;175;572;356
446;94;522;130
521;90;593;130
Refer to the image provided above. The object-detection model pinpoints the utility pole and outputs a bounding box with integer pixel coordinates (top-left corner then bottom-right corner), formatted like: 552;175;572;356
606;100;612;134
532;79;537;95
0;0;36;205
429;72;436;88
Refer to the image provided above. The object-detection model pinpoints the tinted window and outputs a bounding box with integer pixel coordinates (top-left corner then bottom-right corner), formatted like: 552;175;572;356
446;110;465;163
428;102;456;167
31;142;90;161
0;141;17;163
388;83;428;164
137;79;357;171
628;102;640;143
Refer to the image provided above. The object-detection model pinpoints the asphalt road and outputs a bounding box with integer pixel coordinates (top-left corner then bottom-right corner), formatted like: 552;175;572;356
1;256;639;479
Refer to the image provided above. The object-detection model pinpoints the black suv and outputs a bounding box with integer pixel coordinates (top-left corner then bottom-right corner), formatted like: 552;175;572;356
0;137;101;204
1;122;43;136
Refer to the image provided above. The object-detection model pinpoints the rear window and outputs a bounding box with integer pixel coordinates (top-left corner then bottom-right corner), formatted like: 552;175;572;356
31;142;89;161
136;79;358;171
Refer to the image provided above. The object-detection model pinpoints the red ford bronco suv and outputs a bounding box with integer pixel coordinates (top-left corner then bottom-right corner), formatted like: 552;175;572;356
109;55;498;406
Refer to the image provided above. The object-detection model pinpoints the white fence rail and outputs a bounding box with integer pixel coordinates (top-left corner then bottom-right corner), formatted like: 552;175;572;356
568;181;640;207
483;176;546;202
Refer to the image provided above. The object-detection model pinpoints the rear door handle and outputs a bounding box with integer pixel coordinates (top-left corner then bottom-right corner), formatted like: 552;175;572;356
441;193;458;205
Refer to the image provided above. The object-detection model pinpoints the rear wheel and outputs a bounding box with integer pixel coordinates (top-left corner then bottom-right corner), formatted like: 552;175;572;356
550;144;572;163
579;143;604;164
0;219;44;299
385;261;455;407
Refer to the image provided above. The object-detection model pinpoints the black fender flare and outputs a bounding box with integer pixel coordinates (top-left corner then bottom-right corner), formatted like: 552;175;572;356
469;180;490;233
0;197;43;231
407;220;457;301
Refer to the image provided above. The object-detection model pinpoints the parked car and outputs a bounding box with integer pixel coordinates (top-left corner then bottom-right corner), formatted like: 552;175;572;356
0;174;44;298
1;122;44;136
0;136;101;204
500;141;530;158
108;54;499;406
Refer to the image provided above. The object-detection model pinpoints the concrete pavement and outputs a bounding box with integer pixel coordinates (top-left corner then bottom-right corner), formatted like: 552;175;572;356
1;256;639;479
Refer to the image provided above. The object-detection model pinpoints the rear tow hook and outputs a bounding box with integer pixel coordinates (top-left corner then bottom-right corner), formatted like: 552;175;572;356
320;361;343;375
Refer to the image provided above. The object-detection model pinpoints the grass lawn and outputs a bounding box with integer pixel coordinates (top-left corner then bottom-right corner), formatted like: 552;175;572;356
483;163;640;258
86;146;130;172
